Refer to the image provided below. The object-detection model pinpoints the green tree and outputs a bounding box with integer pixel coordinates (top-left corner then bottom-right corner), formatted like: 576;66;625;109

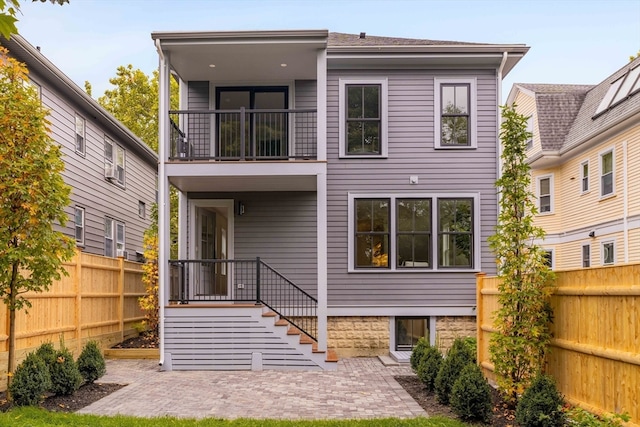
0;47;74;381
488;105;555;405
0;0;68;39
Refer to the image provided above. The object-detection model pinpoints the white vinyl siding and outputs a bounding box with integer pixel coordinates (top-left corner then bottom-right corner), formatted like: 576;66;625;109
434;77;477;149
338;77;388;158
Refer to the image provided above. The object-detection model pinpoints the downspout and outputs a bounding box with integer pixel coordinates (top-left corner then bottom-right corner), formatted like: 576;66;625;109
496;52;508;182
623;140;629;263
155;38;167;368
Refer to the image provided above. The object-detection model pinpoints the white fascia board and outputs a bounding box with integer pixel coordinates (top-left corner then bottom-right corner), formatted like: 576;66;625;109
165;161;326;177
328;306;477;317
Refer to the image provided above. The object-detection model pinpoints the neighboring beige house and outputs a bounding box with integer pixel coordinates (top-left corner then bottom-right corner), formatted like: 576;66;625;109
507;57;640;270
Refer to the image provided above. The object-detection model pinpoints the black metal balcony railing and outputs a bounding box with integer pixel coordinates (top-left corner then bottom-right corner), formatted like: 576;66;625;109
169;258;318;341
169;108;317;161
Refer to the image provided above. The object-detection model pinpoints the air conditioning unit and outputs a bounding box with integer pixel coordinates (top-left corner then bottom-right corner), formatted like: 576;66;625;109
116;249;128;259
104;163;116;180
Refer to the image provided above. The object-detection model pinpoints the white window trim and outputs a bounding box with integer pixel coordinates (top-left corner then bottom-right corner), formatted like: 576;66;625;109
105;135;126;188
75;114;86;156
581;243;591;268
601;240;615;265
580;160;590;194
74;207;85;247
347;192;480;273
536;174;554;215
599;148;615;199
338;77;388;158
138;201;146;219
105;217;126;258
434;77;477;149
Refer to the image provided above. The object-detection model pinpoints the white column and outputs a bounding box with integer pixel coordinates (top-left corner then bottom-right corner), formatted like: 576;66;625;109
316;48;327;162
317;171;328;352
157;48;171;368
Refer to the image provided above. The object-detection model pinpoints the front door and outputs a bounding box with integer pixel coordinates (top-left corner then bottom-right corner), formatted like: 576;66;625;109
195;207;229;297
216;86;288;159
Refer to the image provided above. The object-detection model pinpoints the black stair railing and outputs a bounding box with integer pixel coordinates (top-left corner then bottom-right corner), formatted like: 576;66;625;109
168;258;318;341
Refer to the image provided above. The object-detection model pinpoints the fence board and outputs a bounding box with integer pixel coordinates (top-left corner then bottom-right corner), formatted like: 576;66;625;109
0;249;148;391
477;264;640;426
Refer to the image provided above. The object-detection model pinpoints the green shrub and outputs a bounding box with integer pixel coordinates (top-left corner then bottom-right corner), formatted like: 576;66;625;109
417;345;443;392
410;337;429;373
434;337;475;405
515;374;565;427
8;352;51;406
563;406;630;427
34;342;57;367
77;341;106;384
460;337;477;363
450;363;493;423
49;347;83;396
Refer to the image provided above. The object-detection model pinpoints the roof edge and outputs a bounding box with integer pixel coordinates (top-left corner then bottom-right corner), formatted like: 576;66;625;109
327;44;529;54
152;29;329;41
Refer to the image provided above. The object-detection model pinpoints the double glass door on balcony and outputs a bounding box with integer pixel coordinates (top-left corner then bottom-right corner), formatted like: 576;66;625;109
216;87;288;159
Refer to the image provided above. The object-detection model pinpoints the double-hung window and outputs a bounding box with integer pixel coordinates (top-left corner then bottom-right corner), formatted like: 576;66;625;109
75;115;85;155
105;218;125;258
581;161;589;193
339;78;388;157
434;77;477;148
601;241;615;265
105;136;126;186
582;243;591;267
537;175;553;214
74;207;85;246
350;194;476;271
525;116;534;150
600;149;614;197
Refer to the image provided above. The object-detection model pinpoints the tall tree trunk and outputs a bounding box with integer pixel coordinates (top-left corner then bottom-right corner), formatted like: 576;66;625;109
7;261;18;388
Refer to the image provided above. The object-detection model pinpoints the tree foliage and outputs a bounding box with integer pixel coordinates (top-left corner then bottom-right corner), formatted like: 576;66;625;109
0;47;75;379
488;105;555;405
0;0;68;39
139;205;159;336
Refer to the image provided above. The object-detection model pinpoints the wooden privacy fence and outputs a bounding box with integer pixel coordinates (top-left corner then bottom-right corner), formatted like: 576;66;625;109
0;249;147;391
477;264;640;426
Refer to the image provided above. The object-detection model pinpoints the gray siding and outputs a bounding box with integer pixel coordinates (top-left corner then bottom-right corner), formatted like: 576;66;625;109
294;80;317;157
326;69;498;308
187;81;211;157
30;69;156;260
188;192;317;295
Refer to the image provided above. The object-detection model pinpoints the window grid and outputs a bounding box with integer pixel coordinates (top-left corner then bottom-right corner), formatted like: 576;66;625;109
75;115;85;155
105;218;125;258
537;175;553;213
74;207;85;246
437;198;473;268
345;84;381;155
105;135;126;187
440;83;470;146
581;161;589;193
600;150;614;197
602;241;615;265
354;199;390;269
396;199;431;269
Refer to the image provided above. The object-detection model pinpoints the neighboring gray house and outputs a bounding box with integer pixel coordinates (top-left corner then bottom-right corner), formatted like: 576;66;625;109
153;30;528;370
1;35;157;261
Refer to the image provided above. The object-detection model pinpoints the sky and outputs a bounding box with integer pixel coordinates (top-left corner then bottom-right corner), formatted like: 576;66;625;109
13;0;640;102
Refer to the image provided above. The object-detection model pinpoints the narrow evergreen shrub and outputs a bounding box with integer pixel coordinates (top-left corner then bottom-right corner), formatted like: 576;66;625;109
417;345;443;392
49;347;83;396
8;352;51;406
77;341;106;384
34;342;57;367
410;337;429;373
434;337;475;404
450;363;493;423
515;374;565;427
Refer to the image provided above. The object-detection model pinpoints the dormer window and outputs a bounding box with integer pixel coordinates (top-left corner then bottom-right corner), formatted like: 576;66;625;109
594;65;640;117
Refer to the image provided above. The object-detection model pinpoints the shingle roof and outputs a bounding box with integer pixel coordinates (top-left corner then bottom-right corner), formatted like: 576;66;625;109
516;84;594;150
328;32;487;47
517;56;640;153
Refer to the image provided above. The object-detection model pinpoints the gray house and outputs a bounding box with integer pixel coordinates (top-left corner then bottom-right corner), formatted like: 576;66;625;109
153;30;528;370
1;35;157;260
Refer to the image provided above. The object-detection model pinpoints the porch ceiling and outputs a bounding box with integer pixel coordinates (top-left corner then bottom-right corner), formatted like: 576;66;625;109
169;175;317;192
155;31;327;82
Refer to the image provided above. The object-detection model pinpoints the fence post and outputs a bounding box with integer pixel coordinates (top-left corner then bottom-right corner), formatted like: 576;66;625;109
255;257;261;305
75;248;83;355
118;255;125;344
476;272;486;376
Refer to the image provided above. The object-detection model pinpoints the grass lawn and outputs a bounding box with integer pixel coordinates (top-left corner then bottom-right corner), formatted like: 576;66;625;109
1;407;470;427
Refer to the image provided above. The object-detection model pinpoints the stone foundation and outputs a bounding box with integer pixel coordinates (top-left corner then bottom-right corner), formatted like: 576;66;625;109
435;316;477;354
327;316;389;358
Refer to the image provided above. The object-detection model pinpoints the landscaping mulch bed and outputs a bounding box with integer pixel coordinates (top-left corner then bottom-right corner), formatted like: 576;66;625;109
111;331;158;349
395;375;516;426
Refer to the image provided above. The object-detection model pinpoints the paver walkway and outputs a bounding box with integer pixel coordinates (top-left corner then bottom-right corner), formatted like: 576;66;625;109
78;358;426;420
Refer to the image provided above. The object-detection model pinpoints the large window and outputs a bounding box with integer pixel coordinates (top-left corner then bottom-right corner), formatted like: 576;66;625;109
74;207;85;246
75;114;85;155
339;78;388;157
354;199;390;268
600;150;614;197
105;136;125;186
434;77;477;148
350;194;477;271
581;161;589;193
537;175;553;213
105;218;125;258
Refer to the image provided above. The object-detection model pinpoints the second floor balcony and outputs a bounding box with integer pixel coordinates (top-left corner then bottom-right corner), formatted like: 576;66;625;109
169;108;317;161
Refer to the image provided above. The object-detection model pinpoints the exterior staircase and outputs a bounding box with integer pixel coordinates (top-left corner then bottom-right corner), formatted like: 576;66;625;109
163;304;337;371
